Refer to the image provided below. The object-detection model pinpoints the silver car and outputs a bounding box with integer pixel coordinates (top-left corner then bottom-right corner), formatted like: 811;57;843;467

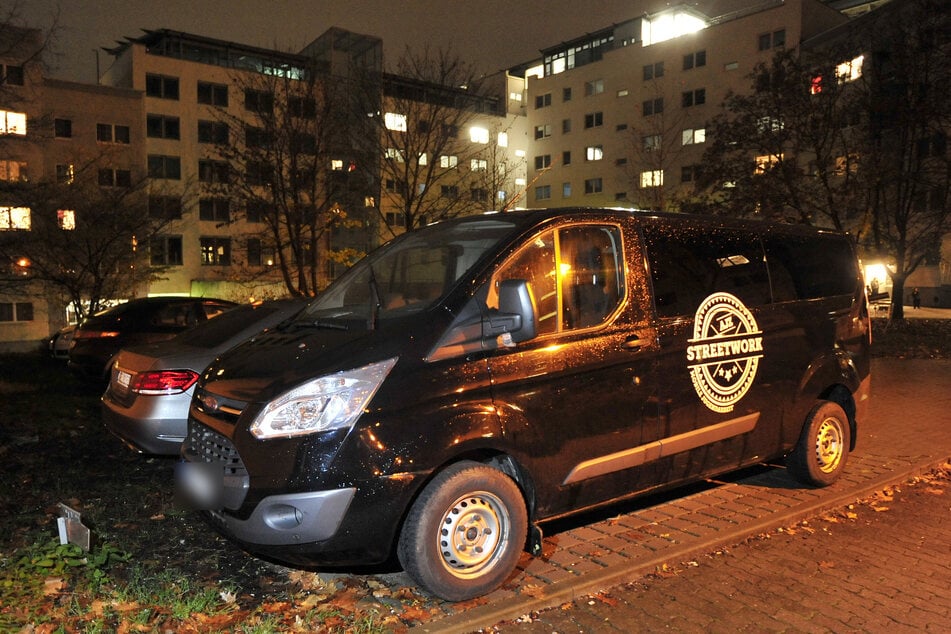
102;298;308;454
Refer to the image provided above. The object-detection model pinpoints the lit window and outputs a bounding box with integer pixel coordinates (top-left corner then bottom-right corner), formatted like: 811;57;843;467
57;209;76;230
644;135;661;151
417;153;428;166
440;155;458;168
471;158;487;171
384;112;407;132
385;148;405;162
331;159;344;171
585;145;604;161
640;170;664;188
0;206;31;230
0;160;27;181
515;149;526;158
1;109;27;135
836;55;864;83
469;126;489;144
497;132;508;147
754;154;782;173
682;128;705;145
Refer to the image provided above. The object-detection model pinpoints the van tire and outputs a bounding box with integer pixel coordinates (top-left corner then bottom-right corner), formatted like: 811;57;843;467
397;461;527;602
787;401;850;487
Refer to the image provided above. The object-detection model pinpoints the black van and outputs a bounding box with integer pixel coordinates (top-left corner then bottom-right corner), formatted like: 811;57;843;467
177;208;871;601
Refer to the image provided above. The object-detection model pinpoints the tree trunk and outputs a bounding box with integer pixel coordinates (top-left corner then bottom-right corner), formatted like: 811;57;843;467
890;275;906;320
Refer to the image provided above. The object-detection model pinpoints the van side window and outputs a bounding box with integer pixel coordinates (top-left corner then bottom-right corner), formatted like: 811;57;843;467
763;234;858;300
491;224;624;334
643;224;770;318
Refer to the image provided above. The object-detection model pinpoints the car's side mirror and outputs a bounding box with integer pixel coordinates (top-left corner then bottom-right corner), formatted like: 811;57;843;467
483;279;537;344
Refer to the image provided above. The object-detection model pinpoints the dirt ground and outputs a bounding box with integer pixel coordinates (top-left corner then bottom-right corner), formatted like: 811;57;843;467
0;317;948;631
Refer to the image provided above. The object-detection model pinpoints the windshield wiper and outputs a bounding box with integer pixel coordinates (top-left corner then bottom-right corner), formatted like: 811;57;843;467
367;264;382;331
279;318;349;332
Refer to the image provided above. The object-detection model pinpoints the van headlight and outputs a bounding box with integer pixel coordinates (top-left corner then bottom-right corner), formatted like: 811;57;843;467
249;358;398;439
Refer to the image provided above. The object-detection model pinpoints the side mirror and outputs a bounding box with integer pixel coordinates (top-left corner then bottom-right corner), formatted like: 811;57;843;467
483;279;537;344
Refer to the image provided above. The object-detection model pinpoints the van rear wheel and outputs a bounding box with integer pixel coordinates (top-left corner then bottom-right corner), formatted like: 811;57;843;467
787;401;850;487
398;461;527;602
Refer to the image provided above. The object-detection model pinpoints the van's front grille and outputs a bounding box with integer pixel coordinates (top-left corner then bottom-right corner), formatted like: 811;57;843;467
184;422;246;477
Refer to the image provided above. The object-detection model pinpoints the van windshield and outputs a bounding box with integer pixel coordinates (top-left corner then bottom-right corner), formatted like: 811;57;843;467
302;216;518;325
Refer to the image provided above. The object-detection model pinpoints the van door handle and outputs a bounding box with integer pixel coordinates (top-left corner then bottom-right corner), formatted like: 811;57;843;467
623;336;647;351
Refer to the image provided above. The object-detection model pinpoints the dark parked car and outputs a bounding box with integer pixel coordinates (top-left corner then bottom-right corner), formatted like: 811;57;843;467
68;297;237;383
102;298;309;455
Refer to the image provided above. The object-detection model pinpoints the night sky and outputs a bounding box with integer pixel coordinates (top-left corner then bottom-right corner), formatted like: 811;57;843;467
19;0;757;83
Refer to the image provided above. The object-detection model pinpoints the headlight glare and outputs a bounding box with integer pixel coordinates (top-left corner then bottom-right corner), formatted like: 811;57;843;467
250;358;397;439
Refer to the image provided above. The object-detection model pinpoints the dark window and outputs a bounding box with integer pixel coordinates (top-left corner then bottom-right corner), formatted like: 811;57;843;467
584;178;602;194
3;65;24;86
244;88;274;113
682;89;706;108
563;151;571;165
0;302;31;321
643;222;771;318
534;154;552;170
643;98;664;116
681;165;701;183
584;112;603;128
150;236;183;265
535;93;552;109
245;126;271;149
148;155;181;180
149;195;182;219
762;233;857;302
197;81;228;106
683;50;706;70
246;161;272;187
146;74;179;100
246;200;268;222
643;61;664;81
97;123;129;143
759;29;786;51
54;118;72;138
563;87;572;101
288;96;316;118
198;120;229;145
146;114;180;139
199;197;231;222
198;160;229;184
99;168;132;187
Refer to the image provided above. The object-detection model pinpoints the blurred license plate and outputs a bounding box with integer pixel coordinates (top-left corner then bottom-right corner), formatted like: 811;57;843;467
116;370;132;388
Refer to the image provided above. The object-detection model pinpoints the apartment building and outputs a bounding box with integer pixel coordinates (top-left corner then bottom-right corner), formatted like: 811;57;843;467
0;27;145;351
519;0;848;210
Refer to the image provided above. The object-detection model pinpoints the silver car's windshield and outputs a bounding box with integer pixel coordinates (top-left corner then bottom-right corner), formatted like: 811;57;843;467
302;216;518;325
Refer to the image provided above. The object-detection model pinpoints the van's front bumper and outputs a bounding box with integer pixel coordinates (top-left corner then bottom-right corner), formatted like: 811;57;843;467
206;487;356;546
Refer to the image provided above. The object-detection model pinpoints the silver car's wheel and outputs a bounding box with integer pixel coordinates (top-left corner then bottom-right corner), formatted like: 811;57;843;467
398;461;527;602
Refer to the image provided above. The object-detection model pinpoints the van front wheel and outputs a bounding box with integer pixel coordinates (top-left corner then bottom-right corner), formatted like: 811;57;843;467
398;461;527;602
787;401;850;487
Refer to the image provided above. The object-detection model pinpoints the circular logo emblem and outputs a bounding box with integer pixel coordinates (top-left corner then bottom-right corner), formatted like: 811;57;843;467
686;292;764;413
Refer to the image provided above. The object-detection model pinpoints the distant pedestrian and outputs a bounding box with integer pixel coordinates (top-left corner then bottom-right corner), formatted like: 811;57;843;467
912;287;921;309
870;278;880;296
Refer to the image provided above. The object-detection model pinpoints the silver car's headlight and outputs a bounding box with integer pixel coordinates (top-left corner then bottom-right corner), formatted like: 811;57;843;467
249;358;398;439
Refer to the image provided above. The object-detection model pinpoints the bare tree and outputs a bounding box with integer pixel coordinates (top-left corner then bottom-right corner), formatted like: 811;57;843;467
698;49;867;228
0;163;167;321
372;47;500;237
859;0;951;319
208;60;366;296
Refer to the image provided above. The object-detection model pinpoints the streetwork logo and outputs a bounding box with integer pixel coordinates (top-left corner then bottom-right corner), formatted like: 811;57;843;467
686;292;764;413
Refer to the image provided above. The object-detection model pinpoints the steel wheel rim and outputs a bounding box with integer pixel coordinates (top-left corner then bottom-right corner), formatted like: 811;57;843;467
815;417;844;473
438;491;509;579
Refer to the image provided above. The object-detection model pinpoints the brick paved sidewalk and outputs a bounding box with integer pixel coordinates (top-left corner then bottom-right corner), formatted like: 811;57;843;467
412;359;951;633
